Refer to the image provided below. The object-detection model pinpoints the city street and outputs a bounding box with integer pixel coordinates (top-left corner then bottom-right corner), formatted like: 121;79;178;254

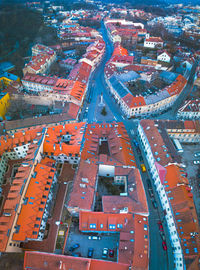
80;20;176;270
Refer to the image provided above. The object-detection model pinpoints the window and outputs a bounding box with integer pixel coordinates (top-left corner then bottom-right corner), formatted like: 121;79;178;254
117;224;123;229
89;224;96;229
34;224;39;228
32;231;37;235
109;224;116;230
39;208;43;211
36;217;41;221
100;224;103;228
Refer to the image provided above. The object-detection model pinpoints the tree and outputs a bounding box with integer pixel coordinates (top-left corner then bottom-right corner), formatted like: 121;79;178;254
101;106;107;116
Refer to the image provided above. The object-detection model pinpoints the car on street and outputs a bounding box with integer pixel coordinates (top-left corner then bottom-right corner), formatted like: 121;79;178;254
158;221;164;231
194;152;200;157
102;248;108;258
88;236;101;240
87;248;94;258
69;243;80;252
109;249;114;257
194;160;200;165
162;241;167;251
139;155;143;161
152;200;158;209
140;164;146;173
133;140;139;147
147;179;154;197
71;252;81;257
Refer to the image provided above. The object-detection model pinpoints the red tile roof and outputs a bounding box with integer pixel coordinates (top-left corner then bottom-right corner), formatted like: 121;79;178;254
79;211;149;269
24;251;129;270
43;122;86;157
12;162;56;242
122;93;146;108
81;122;136;166
165;165;200;268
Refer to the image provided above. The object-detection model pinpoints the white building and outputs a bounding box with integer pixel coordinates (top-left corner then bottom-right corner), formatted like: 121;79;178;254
157;51;171;63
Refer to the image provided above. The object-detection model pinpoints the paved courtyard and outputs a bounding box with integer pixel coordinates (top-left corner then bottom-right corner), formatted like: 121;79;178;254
65;223;119;261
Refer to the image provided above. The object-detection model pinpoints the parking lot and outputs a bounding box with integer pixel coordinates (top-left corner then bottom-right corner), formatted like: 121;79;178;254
65;223;119;261
181;143;200;222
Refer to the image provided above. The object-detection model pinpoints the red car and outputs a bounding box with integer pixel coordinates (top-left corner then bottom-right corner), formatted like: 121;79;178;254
162;241;167;251
109;249;114;257
158;221;164;232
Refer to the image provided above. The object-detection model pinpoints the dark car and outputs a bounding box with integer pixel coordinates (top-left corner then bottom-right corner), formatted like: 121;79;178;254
69;243;80;252
109;249;114;257
162;241;167;251
152;200;158;209
71;252;81;257
88;248;94;258
139;155;143;161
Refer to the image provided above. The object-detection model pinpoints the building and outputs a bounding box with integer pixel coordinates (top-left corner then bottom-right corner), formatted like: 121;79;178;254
0;70;20;89
23;44;56;76
144;35;163;49
157;51;171;63
137;120;200;270
177;99;200;120
0;92;10;120
79;211;149;268
24;251;130;270
106;72;187;118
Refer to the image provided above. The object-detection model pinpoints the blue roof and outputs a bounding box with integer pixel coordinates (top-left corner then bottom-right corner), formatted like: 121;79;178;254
144;89;170;105
0;62;15;72
0;71;19;81
109;75;130;98
159;71;178;84
117;71;140;83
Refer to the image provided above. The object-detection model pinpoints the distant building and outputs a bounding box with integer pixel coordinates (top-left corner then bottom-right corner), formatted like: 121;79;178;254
177;99;200;120
157;51;171;63
144;35;163;49
23;44;56;76
0;92;10;120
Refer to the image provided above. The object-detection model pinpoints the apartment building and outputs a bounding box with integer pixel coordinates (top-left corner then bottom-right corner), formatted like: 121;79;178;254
137;119;200;270
23;44;56;76
177;99;200;120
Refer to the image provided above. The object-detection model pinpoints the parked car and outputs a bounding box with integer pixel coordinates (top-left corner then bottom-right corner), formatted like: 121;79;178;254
109;249;114;257
158;221;164;232
194;160;200;165
194;152;200;157
71;252;81;257
162;241;167;251
152;200;158;209
140;164;146;173
88;236;101;240
87;248;94;258
102;248;108;258
69;243;80;252
133;140;139;147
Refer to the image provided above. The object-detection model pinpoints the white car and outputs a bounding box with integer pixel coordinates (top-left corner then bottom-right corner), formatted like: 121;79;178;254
194;152;200;157
88;236;101;240
102;247;108;258
193;160;200;165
